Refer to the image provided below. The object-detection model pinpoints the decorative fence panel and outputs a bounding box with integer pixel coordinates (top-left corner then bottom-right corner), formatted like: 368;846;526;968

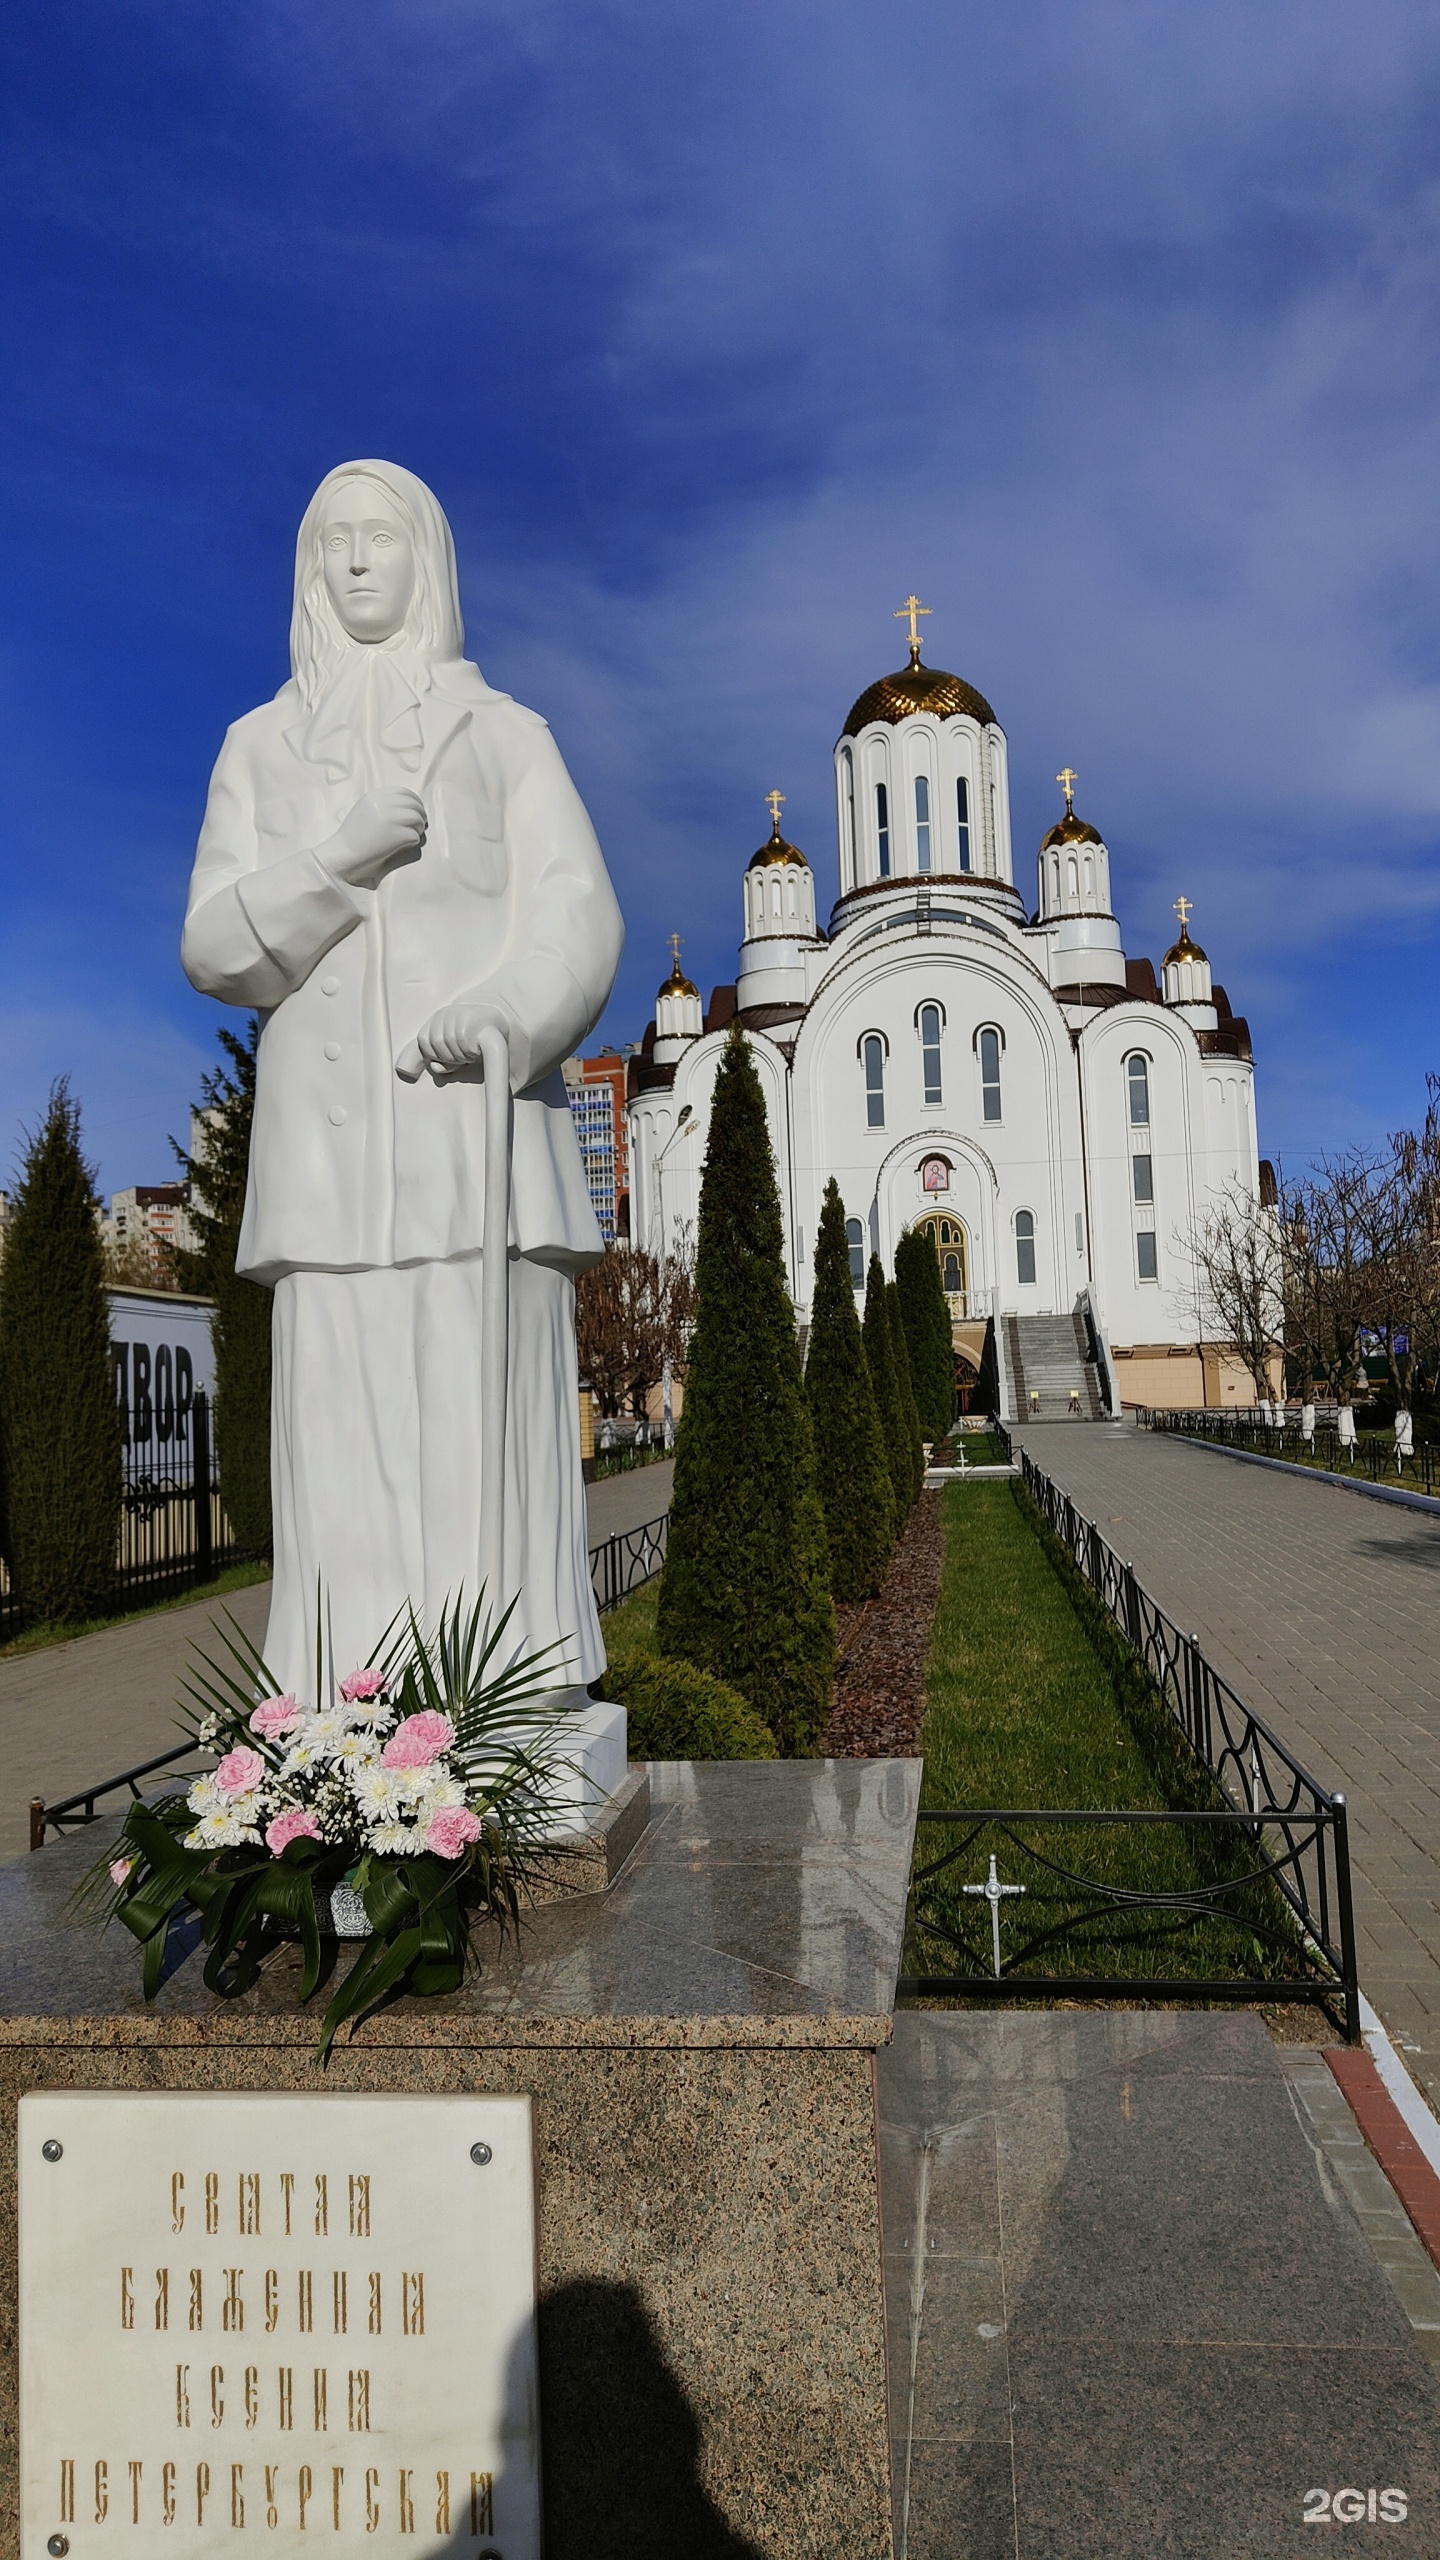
0;1390;239;1643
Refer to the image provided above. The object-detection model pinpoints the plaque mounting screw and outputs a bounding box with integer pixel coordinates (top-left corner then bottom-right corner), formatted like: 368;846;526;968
469;2142;492;2166
41;2141;62;2163
48;2535;70;2554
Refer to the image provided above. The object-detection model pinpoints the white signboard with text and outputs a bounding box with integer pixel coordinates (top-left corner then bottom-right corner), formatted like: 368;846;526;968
19;2094;539;2559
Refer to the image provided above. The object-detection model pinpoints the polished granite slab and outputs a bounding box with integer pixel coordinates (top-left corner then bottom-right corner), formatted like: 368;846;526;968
0;1757;921;2034
880;2011;1440;2560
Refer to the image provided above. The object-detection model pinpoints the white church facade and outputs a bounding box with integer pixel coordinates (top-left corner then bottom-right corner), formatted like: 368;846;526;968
625;607;1266;1415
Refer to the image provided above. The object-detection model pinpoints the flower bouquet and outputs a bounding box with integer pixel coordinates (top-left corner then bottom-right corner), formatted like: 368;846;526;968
94;1598;571;2057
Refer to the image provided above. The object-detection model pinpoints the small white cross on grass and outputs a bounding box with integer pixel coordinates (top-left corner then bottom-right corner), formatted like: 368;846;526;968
964;1852;1026;1979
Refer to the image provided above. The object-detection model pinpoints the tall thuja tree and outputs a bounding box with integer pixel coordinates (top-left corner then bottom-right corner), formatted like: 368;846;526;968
862;1254;912;1521
657;1027;835;1751
804;1182;895;1598
887;1279;926;1505
894;1227;956;1442
170;1020;272;1557
0;1083;122;1620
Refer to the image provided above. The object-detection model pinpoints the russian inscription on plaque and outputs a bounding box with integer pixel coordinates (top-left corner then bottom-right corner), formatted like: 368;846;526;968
19;2095;540;2559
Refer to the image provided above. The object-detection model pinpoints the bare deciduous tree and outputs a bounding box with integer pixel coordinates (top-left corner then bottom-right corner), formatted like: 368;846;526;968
575;1235;696;1418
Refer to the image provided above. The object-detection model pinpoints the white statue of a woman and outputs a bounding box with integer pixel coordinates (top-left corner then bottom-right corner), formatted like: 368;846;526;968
182;461;623;1736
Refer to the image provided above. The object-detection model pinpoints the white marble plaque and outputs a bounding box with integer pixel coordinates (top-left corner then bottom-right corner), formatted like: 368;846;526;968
19;2094;539;2559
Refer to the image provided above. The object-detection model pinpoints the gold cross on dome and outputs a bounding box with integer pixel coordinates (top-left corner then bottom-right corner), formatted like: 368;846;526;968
1173;894;1192;936
668;931;683;974
765;789;785;833
1056;766;1078;813
894;593;932;663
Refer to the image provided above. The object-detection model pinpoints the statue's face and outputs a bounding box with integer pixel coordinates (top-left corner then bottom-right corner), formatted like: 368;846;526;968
320;481;416;643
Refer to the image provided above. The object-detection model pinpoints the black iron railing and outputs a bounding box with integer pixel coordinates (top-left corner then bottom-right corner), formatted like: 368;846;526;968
28;1510;673;1847
902;1445;1360;2037
0;1390;239;1643
1137;1404;1439;1498
589;1513;668;1614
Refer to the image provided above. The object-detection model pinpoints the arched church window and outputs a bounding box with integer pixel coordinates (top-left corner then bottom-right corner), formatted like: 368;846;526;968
1067;855;1079;900
915;775;932;873
1051;854;1061;907
876;783;891;878
862;1034;886;1129
1127;1053;1151;1126
1083;854;1094;899
978;1026;1003;1122
1015;1209;1037;1286
956;777;972;873
919;1003;943;1106
845;1218;865;1289
841;748;856;873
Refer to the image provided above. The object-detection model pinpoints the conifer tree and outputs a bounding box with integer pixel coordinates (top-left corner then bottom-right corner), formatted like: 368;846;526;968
804;1181;895;1598
170;1021;272;1557
894;1227;956;1441
888;1278;926;1504
657;1027;835;1750
862;1254;912;1520
0;1082;122;1620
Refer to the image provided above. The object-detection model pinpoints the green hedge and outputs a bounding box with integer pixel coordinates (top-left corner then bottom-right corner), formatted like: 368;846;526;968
605;1650;779;1760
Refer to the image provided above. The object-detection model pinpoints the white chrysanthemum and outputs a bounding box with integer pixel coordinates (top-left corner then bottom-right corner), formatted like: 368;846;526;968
365;1819;426;1856
185;1809;262;1851
186;1775;224;1818
351;1764;408;1816
409;1773;468;1818
329;1728;378;1767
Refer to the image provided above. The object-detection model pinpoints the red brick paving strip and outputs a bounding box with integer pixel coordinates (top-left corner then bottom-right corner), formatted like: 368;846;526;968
823;1489;944;1758
1326;2046;1440;2270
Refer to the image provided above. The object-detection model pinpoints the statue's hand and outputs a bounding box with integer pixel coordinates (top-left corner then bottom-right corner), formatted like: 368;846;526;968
322;788;428;890
396;1002;511;1084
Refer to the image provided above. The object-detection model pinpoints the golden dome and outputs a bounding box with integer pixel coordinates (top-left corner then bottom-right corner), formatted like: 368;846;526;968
1040;808;1103;851
748;816;809;872
1162;922;1208;971
843;660;997;736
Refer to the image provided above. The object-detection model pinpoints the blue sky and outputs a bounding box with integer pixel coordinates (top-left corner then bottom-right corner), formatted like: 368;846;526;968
4;0;1440;1195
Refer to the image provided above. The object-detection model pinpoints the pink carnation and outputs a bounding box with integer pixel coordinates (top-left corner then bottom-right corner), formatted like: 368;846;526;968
215;1745;265;1796
381;1711;455;1770
250;1695;300;1740
109;1857;134;1888
339;1669;386;1704
266;1807;322;1857
426;1806;482;1860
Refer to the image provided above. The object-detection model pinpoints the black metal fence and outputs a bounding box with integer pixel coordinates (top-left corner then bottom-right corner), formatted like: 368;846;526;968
0;1389;239;1643
589;1512;668;1614
1137;1403;1439;1499
902;1438;1360;2036
29;1509;672;1848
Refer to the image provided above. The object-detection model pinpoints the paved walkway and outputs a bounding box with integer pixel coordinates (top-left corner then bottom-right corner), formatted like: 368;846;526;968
880;2010;1440;2558
1016;1421;1440;2113
0;1464;675;1865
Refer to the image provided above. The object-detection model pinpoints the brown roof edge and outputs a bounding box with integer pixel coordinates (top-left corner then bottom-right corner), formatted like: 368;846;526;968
1124;957;1159;1001
705;985;738;1034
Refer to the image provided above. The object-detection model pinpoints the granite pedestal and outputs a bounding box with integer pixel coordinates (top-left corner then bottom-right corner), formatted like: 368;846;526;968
0;1758;920;2560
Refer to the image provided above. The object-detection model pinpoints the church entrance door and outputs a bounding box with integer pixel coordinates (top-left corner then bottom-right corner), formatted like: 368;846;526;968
913;1212;970;1316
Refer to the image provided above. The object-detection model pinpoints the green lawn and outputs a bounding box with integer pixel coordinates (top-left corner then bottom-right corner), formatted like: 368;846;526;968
906;1481;1309;1993
600;1577;660;1652
934;1432;1007;1467
0;1559;272;1662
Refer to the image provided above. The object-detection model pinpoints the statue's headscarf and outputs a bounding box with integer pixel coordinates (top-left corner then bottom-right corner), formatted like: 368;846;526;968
286;460;490;785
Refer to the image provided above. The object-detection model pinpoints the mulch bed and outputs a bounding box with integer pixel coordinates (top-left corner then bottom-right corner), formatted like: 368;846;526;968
822;1488;945;1757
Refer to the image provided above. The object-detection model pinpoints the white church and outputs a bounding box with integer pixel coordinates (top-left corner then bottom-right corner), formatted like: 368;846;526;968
624;603;1266;1416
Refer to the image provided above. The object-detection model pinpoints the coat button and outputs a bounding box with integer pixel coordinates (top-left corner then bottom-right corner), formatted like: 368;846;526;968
324;1041;341;1061
321;974;340;995
328;1106;347;1127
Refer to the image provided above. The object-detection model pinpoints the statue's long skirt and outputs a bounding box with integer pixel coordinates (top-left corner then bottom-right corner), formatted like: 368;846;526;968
261;1254;603;1703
